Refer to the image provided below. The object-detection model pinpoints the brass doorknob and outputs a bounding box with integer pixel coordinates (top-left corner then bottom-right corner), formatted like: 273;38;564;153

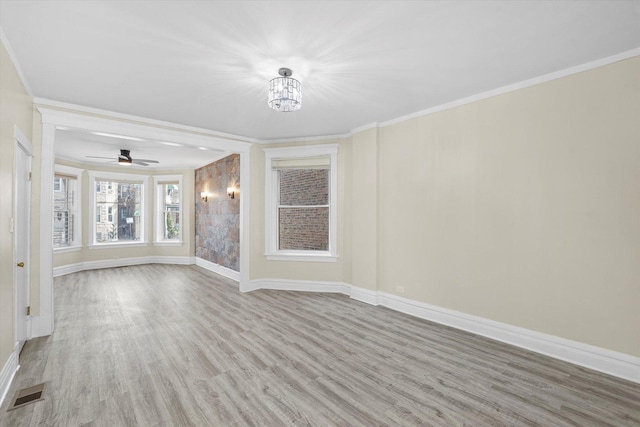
17;262;24;267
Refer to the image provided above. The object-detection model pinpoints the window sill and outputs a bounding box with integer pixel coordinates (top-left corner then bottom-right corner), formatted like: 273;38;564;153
53;245;82;254
265;252;338;263
89;242;148;250
153;241;183;247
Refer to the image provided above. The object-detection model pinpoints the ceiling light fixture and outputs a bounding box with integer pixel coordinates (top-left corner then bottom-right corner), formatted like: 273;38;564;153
268;67;301;112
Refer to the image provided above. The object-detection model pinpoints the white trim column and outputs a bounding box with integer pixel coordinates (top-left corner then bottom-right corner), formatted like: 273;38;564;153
31;122;55;337
239;150;251;292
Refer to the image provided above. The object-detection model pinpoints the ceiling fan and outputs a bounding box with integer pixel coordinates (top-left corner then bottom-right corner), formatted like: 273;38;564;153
86;149;160;167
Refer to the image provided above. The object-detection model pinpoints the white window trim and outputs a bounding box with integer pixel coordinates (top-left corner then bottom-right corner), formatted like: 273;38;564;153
264;144;338;262
53;246;82;254
88;170;148;248
153;174;183;245
53;164;83;252
88;242;148;250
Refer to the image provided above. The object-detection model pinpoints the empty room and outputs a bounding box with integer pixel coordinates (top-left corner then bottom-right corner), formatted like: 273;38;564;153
0;1;639;425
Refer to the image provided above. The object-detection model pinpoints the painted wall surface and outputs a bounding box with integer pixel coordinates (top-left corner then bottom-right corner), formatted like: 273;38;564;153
250;138;352;283
350;128;378;292
377;57;640;356
0;40;33;369
52;159;195;269
195;154;240;271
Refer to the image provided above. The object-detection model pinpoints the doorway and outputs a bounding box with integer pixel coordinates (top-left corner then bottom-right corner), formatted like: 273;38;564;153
34;107;252;339
14;128;32;355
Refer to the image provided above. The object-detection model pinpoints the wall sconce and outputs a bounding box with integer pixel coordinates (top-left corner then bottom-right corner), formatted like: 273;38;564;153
227;187;235;199
200;192;208;202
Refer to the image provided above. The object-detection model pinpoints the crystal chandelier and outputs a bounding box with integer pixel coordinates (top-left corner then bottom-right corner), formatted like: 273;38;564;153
268;67;301;112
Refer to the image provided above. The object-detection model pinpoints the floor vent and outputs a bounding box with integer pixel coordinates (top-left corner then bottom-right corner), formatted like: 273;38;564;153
7;383;46;411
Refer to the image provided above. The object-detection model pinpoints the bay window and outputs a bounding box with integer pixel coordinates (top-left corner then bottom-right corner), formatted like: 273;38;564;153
89;171;146;247
53;165;82;250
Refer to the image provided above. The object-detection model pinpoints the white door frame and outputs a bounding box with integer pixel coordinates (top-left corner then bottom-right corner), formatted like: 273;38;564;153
33;107;252;337
14;126;33;350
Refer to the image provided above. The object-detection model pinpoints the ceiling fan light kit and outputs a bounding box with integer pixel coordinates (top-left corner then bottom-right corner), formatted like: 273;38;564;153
86;149;160;167
268;67;301;112
118;149;132;165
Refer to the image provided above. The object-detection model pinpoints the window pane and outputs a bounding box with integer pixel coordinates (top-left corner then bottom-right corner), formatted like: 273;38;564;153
278;207;329;250
95;181;142;243
279;169;329;206
160;183;180;240
53;176;75;247
164;211;180;239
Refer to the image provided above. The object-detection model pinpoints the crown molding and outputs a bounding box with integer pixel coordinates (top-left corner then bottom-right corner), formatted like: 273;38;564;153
259;131;353;145
378;48;640;129
26;47;640;146
33;98;258;144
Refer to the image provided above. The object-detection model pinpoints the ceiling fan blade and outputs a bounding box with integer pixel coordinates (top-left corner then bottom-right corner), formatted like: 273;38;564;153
132;160;150;166
134;158;159;163
86;156;114;159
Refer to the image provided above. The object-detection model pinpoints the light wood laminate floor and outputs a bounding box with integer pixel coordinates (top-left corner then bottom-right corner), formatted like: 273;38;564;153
1;265;638;426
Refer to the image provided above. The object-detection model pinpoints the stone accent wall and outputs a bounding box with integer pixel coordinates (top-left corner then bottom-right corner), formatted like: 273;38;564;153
278;169;329;251
195;154;240;271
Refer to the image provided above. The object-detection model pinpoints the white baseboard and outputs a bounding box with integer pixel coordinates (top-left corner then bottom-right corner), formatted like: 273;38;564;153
30;315;52;339
377;291;640;383
47;262;640;383
53;262;83;277
195;257;240;282
247;278;640;383
0;342;19;409
53;256;196;277
350;286;379;306
151;256;196;265
247;278;350;294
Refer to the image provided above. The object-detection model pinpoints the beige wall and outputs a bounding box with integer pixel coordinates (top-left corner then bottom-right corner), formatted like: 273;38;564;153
250;138;352;283
250;57;639;358
53;159;195;269
0;40;33;368
377;57;640;356
350;128;378;291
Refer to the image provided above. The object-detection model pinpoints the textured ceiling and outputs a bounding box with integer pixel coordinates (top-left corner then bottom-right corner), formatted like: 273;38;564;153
2;0;639;145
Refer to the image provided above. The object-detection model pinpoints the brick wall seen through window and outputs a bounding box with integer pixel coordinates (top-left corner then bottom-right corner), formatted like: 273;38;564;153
278;169;329;251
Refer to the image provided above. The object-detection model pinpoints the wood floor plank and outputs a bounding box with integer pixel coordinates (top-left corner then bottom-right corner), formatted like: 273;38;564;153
1;264;638;426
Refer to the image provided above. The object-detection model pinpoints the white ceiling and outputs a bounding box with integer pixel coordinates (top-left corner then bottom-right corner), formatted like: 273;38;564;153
54;128;228;170
2;1;639;161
